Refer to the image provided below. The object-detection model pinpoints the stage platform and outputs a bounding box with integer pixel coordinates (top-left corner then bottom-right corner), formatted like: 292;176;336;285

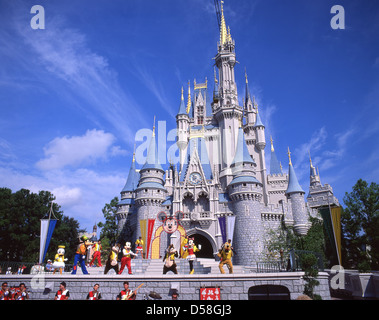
0;259;332;300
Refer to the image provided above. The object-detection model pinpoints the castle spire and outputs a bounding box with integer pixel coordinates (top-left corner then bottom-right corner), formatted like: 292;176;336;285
220;0;228;46
269;137;282;175
286;148;304;194
177;86;187;115
186;80;192;114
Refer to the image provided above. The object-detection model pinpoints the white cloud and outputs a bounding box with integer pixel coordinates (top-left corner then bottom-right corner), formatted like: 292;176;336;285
36;129;125;170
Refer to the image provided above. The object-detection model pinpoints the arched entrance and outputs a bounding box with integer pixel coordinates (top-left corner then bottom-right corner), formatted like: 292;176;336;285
186;229;216;259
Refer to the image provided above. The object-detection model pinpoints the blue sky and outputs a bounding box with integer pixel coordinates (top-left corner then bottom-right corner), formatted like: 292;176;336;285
0;0;378;232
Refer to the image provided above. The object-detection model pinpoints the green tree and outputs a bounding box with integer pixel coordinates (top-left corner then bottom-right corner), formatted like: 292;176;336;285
0;188;82;263
342;179;379;271
98;197;119;245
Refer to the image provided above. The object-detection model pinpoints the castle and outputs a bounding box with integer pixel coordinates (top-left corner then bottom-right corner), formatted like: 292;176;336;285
115;2;339;266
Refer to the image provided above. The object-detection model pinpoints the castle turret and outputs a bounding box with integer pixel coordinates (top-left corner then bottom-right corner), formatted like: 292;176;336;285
285;148;308;236
214;1;243;188
228;127;264;265
116;149;139;240
135;121;166;256
176;86;190;171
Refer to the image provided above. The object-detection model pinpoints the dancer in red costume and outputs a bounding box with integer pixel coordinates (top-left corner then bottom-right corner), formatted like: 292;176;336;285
90;240;102;267
119;242;137;275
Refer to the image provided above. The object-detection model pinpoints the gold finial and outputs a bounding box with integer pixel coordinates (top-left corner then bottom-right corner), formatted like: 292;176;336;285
186;81;191;114
132;143;136;162
245;68;248;84
153;116;156;137
270;136;274;152
181;86;184;101
253;96;258;109
308;150;314;168
280;162;283;171
287;147;292;166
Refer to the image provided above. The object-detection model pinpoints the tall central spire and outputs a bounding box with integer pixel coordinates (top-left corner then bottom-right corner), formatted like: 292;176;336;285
220;1;228;45
219;0;233;49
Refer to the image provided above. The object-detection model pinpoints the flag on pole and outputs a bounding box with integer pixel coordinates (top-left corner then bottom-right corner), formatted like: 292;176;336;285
39;219;57;264
227;216;236;243
320;206;342;266
146;219;155;259
218;216;227;244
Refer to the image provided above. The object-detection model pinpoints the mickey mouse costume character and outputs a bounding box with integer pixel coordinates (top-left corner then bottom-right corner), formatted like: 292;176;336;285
183;237;201;274
119;242;137;275
163;244;179;275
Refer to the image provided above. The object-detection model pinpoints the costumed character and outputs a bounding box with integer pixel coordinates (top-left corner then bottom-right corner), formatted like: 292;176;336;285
104;243;120;274
217;242;234;274
119;242;137;275
71;235;93;275
135;237;144;259
89;240;102;267
163;244;179;275
53;245;67;274
183;237;201;274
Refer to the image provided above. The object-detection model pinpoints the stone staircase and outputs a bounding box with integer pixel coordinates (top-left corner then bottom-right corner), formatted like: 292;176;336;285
86;258;246;275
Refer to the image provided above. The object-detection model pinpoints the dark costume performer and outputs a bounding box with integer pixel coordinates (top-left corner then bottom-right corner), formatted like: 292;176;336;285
163;244;179;275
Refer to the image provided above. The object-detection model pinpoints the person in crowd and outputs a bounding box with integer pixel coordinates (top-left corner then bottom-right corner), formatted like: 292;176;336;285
54;281;70;300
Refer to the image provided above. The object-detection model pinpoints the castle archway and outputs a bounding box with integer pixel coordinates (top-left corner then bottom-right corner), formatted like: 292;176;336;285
186;228;217;259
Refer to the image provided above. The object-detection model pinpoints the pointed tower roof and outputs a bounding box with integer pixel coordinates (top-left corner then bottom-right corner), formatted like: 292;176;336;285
254;100;265;127
244;70;253;107
231;127;255;166
180;137;213;181
141;118;164;172
285;147;304;195
220;0;228;46
177;87;187;115
270;137;283;175
186;81;192;115
122;150;139;192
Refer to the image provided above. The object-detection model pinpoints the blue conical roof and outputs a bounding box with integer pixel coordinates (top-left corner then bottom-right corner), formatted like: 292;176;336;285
121;158;139;192
286;163;304;194
141;132;164;172
177;88;187;115
231;127;255;166
270;150;282;175
254;111;264;127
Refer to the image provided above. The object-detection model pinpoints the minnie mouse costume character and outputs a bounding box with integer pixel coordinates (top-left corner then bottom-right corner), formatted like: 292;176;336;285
183;237;201;274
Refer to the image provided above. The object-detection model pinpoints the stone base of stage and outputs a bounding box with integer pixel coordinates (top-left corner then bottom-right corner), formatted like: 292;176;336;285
0;271;331;300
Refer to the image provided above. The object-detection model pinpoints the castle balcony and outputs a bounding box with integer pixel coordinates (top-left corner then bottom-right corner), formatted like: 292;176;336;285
181;211;213;229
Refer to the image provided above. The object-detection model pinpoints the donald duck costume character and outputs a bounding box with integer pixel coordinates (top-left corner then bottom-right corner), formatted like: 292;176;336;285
53;245;67;274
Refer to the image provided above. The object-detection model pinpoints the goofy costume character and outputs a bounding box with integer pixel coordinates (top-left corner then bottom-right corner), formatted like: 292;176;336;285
71;235;92;275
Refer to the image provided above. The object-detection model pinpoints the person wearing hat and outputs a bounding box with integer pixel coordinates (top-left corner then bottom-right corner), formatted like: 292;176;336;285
71;235;92;275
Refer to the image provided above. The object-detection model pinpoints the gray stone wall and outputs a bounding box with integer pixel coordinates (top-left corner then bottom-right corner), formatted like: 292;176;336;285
0;272;331;300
